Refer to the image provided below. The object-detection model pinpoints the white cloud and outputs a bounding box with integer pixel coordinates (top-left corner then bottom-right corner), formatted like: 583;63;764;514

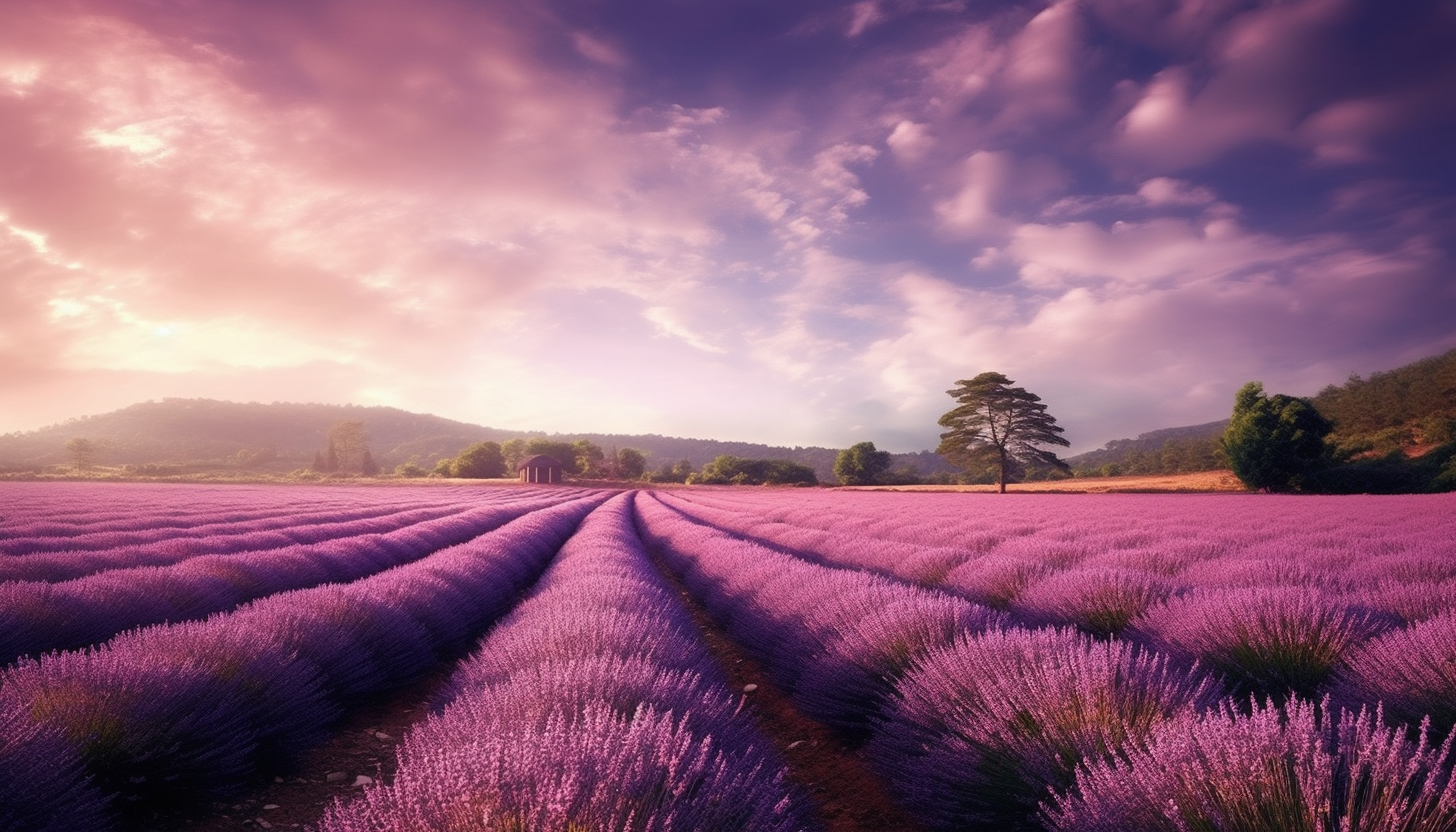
643;306;726;354
886;120;933;162
936;151;1013;235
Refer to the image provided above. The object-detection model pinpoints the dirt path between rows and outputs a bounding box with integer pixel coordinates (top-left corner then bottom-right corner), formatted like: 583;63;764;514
646;548;930;832
135;535;924;832
134;665;456;832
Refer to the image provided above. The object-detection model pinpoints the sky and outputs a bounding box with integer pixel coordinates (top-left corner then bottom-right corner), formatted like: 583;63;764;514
2;0;1454;454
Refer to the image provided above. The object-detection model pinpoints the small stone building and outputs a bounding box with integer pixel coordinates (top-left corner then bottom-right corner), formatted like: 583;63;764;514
517;454;566;484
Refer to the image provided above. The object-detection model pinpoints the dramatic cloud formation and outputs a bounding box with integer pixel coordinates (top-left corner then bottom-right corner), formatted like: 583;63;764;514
2;0;1453;452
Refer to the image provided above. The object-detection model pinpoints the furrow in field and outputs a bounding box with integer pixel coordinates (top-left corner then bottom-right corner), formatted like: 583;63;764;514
0;494;607;830
321;493;817;832
0;484;571;554
0;494;577;664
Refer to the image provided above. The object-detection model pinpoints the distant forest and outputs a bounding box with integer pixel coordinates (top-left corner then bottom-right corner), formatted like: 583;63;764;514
0;398;953;483
1068;347;1456;478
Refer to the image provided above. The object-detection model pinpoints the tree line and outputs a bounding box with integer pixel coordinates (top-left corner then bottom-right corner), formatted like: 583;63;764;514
1224;380;1456;493
915;365;1456;493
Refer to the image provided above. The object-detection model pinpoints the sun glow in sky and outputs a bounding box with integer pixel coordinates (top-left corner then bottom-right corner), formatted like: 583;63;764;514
1;0;1453;452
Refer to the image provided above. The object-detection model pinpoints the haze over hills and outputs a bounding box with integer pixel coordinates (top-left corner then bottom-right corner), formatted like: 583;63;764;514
0;398;953;482
5;347;1452;483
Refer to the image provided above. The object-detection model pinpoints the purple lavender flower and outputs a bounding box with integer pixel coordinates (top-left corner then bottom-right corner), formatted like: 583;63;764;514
0;700;115;832
1130;585;1386;699
1045;698;1456;832
1338;610;1456;735
868;626;1221;831
1012;566;1176;636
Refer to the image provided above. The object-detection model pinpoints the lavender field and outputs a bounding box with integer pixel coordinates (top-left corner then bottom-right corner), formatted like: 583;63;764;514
3;481;1455;831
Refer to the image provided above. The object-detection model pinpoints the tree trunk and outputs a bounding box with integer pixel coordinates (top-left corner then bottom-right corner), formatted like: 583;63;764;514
997;447;1007;493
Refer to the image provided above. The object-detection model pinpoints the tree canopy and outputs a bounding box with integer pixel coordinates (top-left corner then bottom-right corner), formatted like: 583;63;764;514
1222;381;1332;492
689;455;818;486
834;441;892;486
313;420;375;475
937;372;1070;492
614;447;648;480
449;441;506;478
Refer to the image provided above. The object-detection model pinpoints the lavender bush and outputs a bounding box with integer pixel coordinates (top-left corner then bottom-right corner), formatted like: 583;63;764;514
1130;585;1386;699
1012;566;1176;636
868;627;1221;831
0;497;562;664
1046;698;1456;832
0;503;472;582
0;702;114;832
1338;610;1456;735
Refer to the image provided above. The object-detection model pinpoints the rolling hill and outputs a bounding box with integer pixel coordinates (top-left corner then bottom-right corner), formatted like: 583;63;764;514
0;398;953;482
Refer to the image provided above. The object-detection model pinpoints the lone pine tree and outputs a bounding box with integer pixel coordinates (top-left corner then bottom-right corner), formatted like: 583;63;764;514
938;372;1071;493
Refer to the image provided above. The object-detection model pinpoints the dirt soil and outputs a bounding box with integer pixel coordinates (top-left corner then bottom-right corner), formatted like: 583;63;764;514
671;587;930;832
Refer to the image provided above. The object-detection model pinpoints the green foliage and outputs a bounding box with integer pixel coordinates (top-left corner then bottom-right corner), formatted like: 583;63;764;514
500;438;528;472
689;455;818;486
1221;382;1333;492
571;439;606;477
449;441;506;478
615;447;647;480
834;441;893;485
1312;347;1456;441
645;459;695;483
1072;432;1227;478
524;439;581;474
938;372;1070;493
393;461;428;477
1310;441;1456;494
1419;414;1456;446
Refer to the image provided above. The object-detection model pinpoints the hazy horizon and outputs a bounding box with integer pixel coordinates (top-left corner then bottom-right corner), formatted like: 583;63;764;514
3;0;1453;454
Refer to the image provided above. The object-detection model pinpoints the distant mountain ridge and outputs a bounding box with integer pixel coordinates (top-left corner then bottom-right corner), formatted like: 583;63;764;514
0;398;953;482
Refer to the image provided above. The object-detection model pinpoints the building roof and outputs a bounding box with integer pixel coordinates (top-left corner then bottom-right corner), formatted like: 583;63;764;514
516;454;565;470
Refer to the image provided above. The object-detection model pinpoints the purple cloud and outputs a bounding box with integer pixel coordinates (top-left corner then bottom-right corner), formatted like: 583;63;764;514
1;0;1452;453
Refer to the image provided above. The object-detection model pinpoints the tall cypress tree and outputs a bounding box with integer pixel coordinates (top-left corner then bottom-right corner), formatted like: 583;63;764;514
938;372;1070;493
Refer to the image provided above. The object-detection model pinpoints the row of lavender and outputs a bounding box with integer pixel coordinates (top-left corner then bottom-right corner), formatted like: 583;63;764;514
0;482;569;567
5;483;1454;830
0;492;577;664
322;494;816;831
658;489;1456;727
659;489;1456;617
0;482;502;549
0;490;605;831
636;491;1456;830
